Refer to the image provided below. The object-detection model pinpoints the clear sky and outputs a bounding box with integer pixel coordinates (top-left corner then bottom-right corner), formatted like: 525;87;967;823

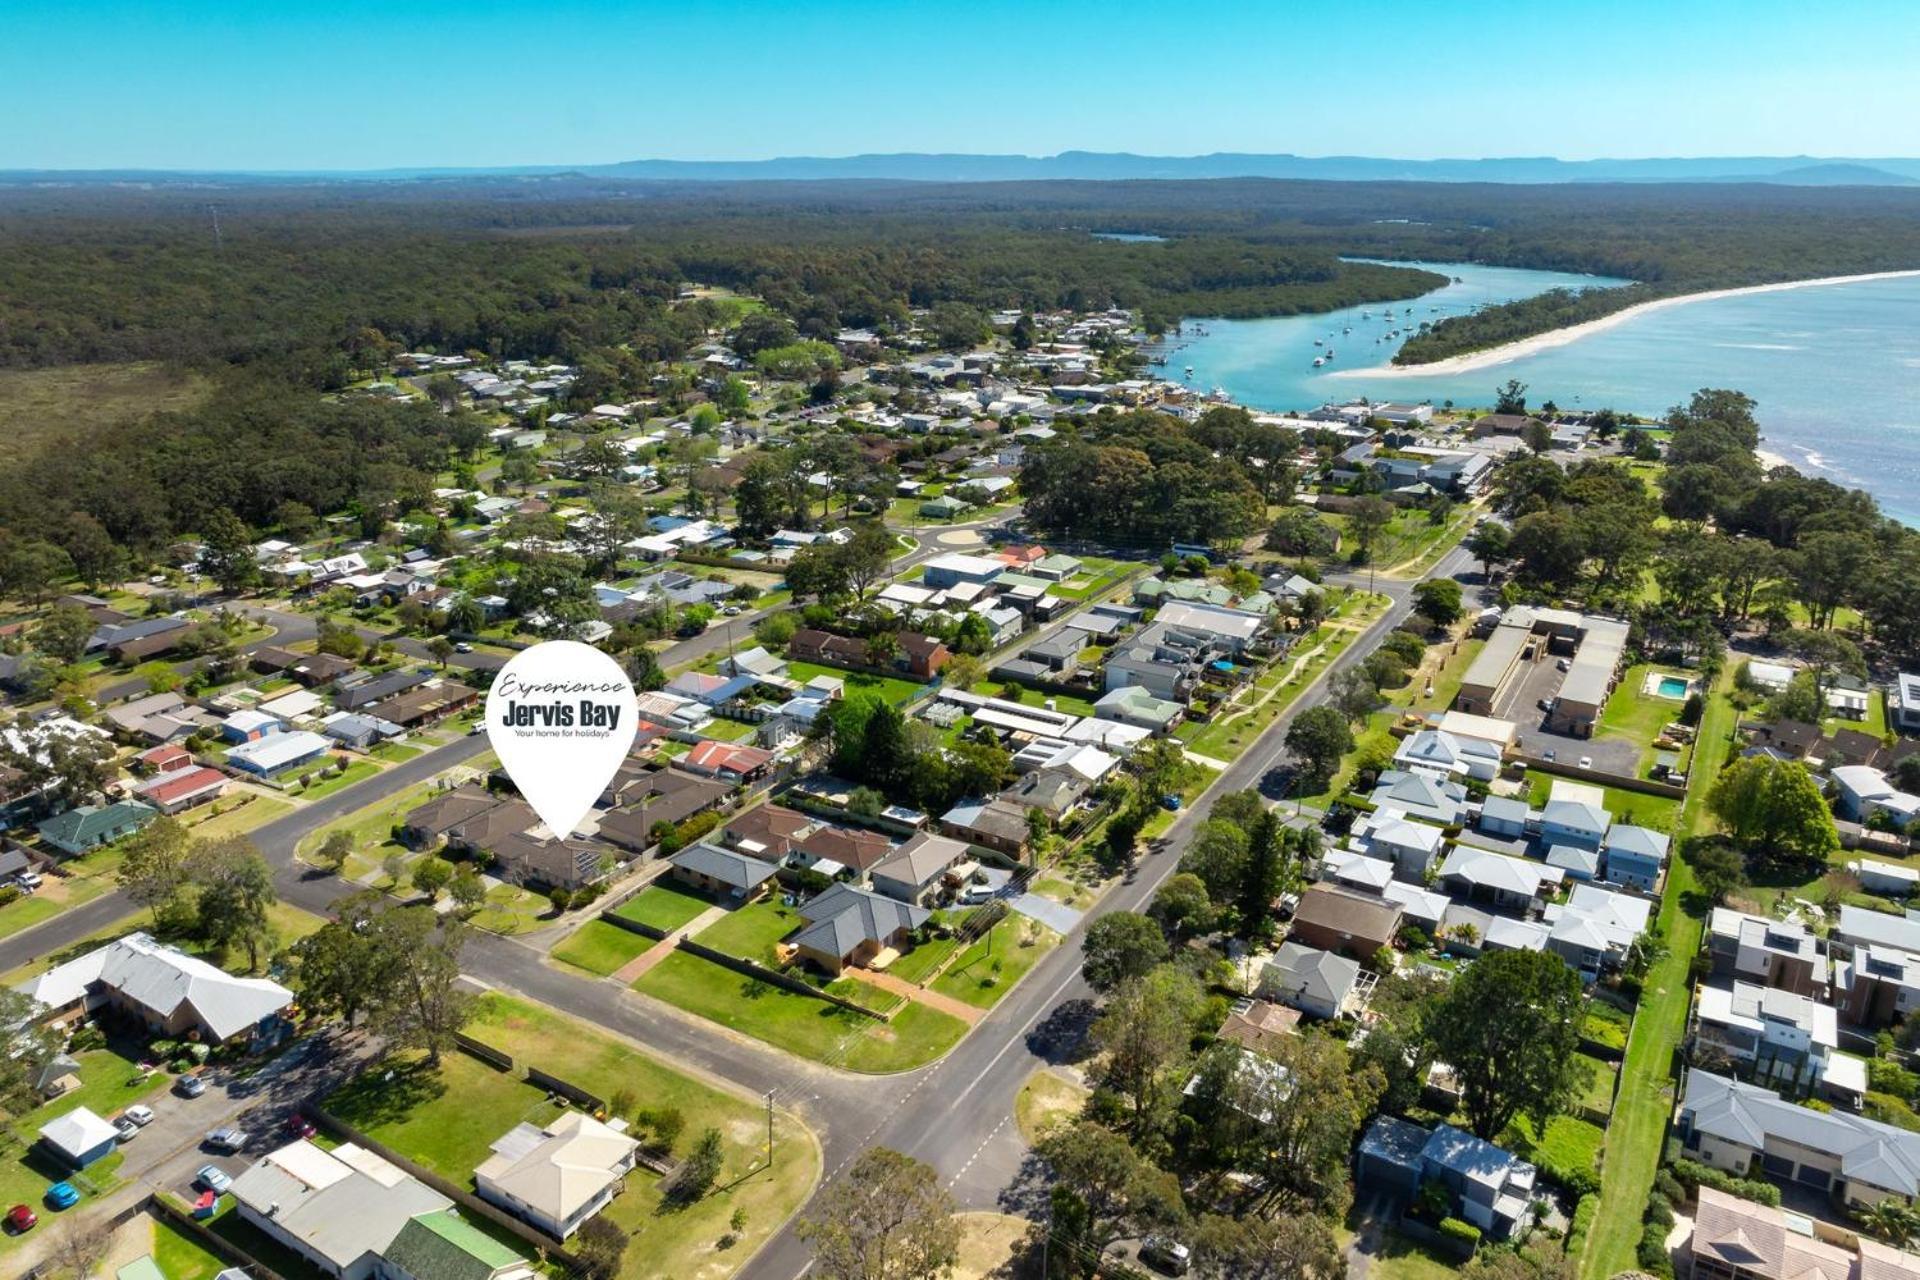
8;0;1919;171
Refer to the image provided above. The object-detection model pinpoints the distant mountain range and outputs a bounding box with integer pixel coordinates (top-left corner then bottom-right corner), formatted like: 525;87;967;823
9;152;1920;186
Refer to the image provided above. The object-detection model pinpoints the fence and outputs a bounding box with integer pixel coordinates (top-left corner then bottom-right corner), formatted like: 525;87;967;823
452;1030;514;1071
676;937;893;1020
147;1194;293;1280
601;910;669;941
1513;753;1687;801
309;1100;589;1273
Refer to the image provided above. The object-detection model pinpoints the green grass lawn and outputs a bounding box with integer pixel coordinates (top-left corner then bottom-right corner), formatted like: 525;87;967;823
370;741;423;763
552;919;653;976
296;776;446;861
886;934;963;985
1823;688;1889;739
152;1212;232;1280
0;1048;161;1255
633;950;967;1072
691;897;802;965
0;891;71;942
697;717;759;742
291;761;382;801
614;883;715;932
1581;667;1733;1280
1364;1228;1467;1280
181;795;295;840
1503;1113;1606;1183
786;661;924;706
1525;771;1683;833
929;918;1060;1010
1598;664;1695;773
1577;1053;1619;1116
325;992;826;1280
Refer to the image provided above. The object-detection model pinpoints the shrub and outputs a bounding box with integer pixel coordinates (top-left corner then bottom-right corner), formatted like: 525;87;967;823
1438;1218;1482;1251
1566;1194;1599;1254
0;886;20;908
1647;1197;1675;1229
1638;1219;1676;1278
1670;1157;1781;1206
1653;1169;1685;1207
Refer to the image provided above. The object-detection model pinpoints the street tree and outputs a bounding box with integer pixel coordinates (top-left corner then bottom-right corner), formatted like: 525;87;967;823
1412;578;1463;627
1284;705;1352;787
1091;965;1203;1128
313;829;354;875
1193;1212;1342;1280
1035;1121;1186;1263
366;908;476;1068
1707;756;1840;875
192;836;279;971
1179;819;1250;906
117;815;194;919
797;1148;961;1280
1080;912;1169;992
1466;520;1512;578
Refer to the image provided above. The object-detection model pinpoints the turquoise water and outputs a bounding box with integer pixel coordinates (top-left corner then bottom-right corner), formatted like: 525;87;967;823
1656;676;1691;699
1175;261;1920;524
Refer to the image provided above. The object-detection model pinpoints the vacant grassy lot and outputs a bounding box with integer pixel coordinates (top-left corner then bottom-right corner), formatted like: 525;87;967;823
0;361;211;461
327;993;822;1280
551;919;652;976
787;661;924;707
614;883;714;932
1015;1068;1090;1144
929;918;1060;1010
633;950;966;1072
691;897;802;965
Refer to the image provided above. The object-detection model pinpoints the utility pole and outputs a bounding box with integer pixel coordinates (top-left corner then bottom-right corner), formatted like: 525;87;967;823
764;1089;774;1168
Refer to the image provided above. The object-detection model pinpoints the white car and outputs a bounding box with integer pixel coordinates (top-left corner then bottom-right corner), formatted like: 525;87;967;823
114;1118;139;1142
122;1105;155;1127
1578;756;1593;769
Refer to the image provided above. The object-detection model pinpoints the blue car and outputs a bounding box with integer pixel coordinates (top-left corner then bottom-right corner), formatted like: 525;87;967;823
43;1183;79;1210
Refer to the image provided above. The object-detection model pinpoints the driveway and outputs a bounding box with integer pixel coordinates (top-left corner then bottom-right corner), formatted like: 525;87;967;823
1007;892;1084;935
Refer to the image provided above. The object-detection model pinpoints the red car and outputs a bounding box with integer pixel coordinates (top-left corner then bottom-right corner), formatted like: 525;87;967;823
6;1204;37;1233
284;1114;316;1139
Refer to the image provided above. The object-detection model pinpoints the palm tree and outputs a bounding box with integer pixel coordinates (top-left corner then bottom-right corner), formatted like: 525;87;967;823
1857;1199;1918;1247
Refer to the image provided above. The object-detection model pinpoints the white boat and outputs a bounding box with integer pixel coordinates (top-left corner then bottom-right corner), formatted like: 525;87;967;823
1312;357;1325;367
1313;338;1322;346
1343;326;1352;334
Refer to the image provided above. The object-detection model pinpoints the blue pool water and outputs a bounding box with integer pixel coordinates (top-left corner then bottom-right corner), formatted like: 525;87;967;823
1656;676;1691;699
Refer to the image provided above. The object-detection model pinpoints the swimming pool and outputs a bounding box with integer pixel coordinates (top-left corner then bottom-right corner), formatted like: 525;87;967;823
1656;676;1690;699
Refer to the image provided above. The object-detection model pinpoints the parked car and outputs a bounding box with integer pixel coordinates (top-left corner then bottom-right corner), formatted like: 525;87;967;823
1556;658;1571;672
1578;756;1593;769
6;1204;37;1233
1140;1237;1192;1276
453;641;474;653
114;1117;140;1142
284;1113;316;1139
176;1074;208;1098
44;1183;79;1210
12;871;41;891
123;1105;155;1127
205;1127;248;1152
195;1166;232;1194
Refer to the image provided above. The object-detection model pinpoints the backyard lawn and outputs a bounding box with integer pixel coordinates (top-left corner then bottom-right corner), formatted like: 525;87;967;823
614;883;715;932
287;761;381;801
551;919;652;976
325;993;823;1280
152;1213;231;1280
1524;772;1682;833
786;661;924;707
929;918;1059;1010
1598;664;1695;772
0;1047;160;1259
632;950;967;1072
690;897;802;965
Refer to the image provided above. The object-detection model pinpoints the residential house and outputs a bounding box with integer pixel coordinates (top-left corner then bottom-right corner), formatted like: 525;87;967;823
1320;848;1399;895
369;682;479;730
1836;945;1920;1029
939;797;1032;859
790;884;930;975
1707;909;1828;995
1894;673;1920;734
1835;904;1920;958
1217;999;1303;1055
723;804;816;861
1539;797;1611;851
220;709;285;744
921;553;1005;590
474;1111;640;1240
1094;685;1184;734
1543;883;1652;978
1288;885;1403;961
36;801;157;855
334;668;430;711
1694;980;1840;1094
229;1140;453;1280
871;833;973;906
1367;771;1467;826
1259;942;1362;1020
793;823;894;878
382;1212;535;1280
1832;766;1920;827
489;832;608;892
1689;1185;1920;1280
669;843;776;899
132;766;228;815
1394;728;1504;783
1438;846;1563;915
226;730;333;777
18;930;292;1044
1477;795;1533;840
1602;824;1670;891
403;788;503;848
789;629;873;669
1677;1069;1920;1207
594;769;729;851
1355;1116;1538;1241
1356;811;1447;882
321;712;401;751
681;739;774;782
898;632;950;678
1849;860;1920;899
445;800;539;858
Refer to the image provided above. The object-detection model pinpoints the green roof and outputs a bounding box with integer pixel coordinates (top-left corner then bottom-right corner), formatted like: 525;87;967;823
116;1258;167;1280
383;1212;527;1280
36;801;156;849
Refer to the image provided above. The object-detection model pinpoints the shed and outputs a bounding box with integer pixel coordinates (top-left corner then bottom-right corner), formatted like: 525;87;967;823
40;1106;120;1168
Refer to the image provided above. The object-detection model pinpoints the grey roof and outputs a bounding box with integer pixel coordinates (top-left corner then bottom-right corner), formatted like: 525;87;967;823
1265;941;1359;1010
229;1141;451;1272
872;833;969;889
1359;1114;1432;1172
1422;1123;1522;1191
670;843;776;891
1542;799;1610;834
1682;1069;1920;1195
1837;905;1920;953
1606;824;1671;861
1479;795;1532;825
1545;845;1601;876
792;884;930;958
17;930;291;1041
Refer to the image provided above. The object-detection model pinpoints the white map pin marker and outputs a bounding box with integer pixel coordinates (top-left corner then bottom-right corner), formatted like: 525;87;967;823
486;640;638;841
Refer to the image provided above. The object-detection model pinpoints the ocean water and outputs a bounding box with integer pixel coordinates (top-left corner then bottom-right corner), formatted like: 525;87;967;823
1174;262;1920;524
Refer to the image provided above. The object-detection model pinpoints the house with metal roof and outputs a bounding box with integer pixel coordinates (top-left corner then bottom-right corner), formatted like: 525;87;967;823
1367;771;1467;827
18;930;292;1044
1356;1116;1538;1240
36;800;157;855
230;1140;453;1280
872;833;974;905
1354;809;1447;881
1601;823;1671;891
39;1106;119;1169
1438;846;1563;916
475;1111;639;1240
226;729;333;777
382;1211;535;1280
1693;980;1841;1096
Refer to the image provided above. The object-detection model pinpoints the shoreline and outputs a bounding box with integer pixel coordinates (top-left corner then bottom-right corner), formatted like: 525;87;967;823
1326;268;1920;379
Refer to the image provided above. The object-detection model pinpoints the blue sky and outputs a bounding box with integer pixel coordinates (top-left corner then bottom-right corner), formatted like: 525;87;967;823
7;0;1919;170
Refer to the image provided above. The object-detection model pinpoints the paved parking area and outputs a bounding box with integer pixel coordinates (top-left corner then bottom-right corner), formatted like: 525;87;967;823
1493;652;1642;775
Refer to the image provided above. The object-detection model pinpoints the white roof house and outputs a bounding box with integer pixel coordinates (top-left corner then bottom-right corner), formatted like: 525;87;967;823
18;931;292;1043
39;1107;120;1164
475;1111;640;1239
230;1140;450;1280
1394;728;1504;782
225;729;333;774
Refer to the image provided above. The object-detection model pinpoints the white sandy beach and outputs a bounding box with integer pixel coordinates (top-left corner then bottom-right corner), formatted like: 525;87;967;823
1329;268;1920;379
